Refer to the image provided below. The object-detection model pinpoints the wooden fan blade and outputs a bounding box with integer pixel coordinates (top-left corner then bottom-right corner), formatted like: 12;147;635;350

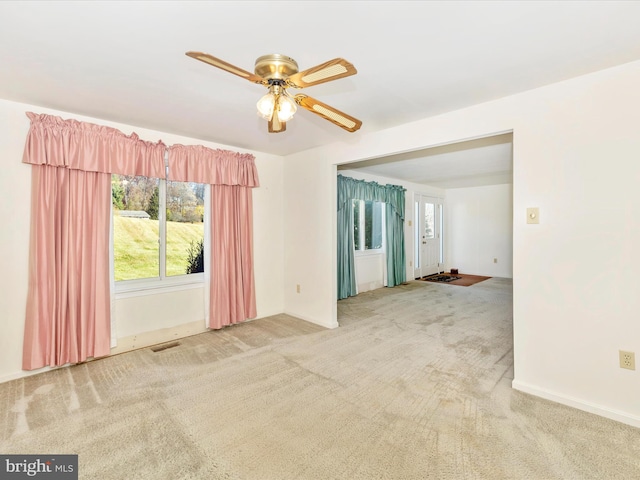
287;58;357;88
186;51;265;84
294;94;362;132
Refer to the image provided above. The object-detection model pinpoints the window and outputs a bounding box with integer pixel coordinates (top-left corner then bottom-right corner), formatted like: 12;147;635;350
112;174;205;284
438;203;444;264
424;202;435;239
352;199;384;252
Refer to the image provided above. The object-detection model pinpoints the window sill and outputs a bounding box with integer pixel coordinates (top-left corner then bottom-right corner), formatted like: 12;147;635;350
354;249;384;257
114;274;205;299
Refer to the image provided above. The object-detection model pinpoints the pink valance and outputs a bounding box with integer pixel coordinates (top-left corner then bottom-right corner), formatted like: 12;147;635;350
22;112;166;178
168;144;259;187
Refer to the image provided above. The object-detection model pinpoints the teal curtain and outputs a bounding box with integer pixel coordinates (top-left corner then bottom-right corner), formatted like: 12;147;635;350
337;175;406;300
384;186;406;287
337;177;356;299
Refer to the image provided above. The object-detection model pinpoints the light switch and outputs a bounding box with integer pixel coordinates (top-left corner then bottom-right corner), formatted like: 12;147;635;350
527;207;540;224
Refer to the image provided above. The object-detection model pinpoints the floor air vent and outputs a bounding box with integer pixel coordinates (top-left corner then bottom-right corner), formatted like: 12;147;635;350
150;341;181;352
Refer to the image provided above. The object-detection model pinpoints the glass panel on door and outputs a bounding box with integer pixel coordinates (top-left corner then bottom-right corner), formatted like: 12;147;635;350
424;202;435;239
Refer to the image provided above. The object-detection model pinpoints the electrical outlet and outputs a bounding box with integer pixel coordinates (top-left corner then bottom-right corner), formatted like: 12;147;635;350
296;284;301;294
619;350;635;370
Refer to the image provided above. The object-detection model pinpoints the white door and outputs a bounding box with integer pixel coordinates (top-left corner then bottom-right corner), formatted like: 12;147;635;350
414;194;443;278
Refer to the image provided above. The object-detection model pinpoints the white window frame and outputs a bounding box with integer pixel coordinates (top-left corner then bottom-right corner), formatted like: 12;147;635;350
112;168;209;298
353;199;385;257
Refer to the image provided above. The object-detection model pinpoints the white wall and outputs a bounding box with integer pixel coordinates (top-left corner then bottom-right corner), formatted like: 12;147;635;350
283;159;338;327
446;184;513;278
0;99;284;382
283;60;640;427
354;253;385;293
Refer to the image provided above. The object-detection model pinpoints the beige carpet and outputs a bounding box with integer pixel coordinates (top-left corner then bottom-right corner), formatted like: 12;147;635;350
1;278;640;479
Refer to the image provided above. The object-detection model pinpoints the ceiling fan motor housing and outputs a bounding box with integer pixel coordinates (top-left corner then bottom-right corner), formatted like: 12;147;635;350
254;54;299;80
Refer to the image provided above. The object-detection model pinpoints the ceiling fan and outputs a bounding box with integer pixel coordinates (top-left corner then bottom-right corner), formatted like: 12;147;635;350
186;51;362;134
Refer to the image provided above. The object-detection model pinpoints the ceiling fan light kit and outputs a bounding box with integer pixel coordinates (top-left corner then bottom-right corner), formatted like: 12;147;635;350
186;51;362;134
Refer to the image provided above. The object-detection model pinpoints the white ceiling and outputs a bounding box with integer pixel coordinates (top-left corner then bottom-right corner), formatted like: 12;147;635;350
1;1;640;170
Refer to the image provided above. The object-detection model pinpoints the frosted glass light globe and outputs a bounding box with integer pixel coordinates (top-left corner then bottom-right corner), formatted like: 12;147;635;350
256;93;275;120
276;95;297;122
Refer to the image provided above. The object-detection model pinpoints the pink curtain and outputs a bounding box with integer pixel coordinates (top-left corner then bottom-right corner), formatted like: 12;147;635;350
210;185;257;328
23;167;111;369
168;145;259;329
22;113;165;370
168;144;259;186
22;112;166;176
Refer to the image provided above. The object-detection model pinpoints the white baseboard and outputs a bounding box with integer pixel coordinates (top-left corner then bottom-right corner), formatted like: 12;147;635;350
283;310;338;329
512;379;640;429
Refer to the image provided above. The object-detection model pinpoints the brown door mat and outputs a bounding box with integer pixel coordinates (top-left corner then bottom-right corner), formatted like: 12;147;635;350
421;273;491;287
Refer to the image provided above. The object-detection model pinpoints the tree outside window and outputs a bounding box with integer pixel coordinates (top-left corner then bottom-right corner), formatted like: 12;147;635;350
112;174;205;281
